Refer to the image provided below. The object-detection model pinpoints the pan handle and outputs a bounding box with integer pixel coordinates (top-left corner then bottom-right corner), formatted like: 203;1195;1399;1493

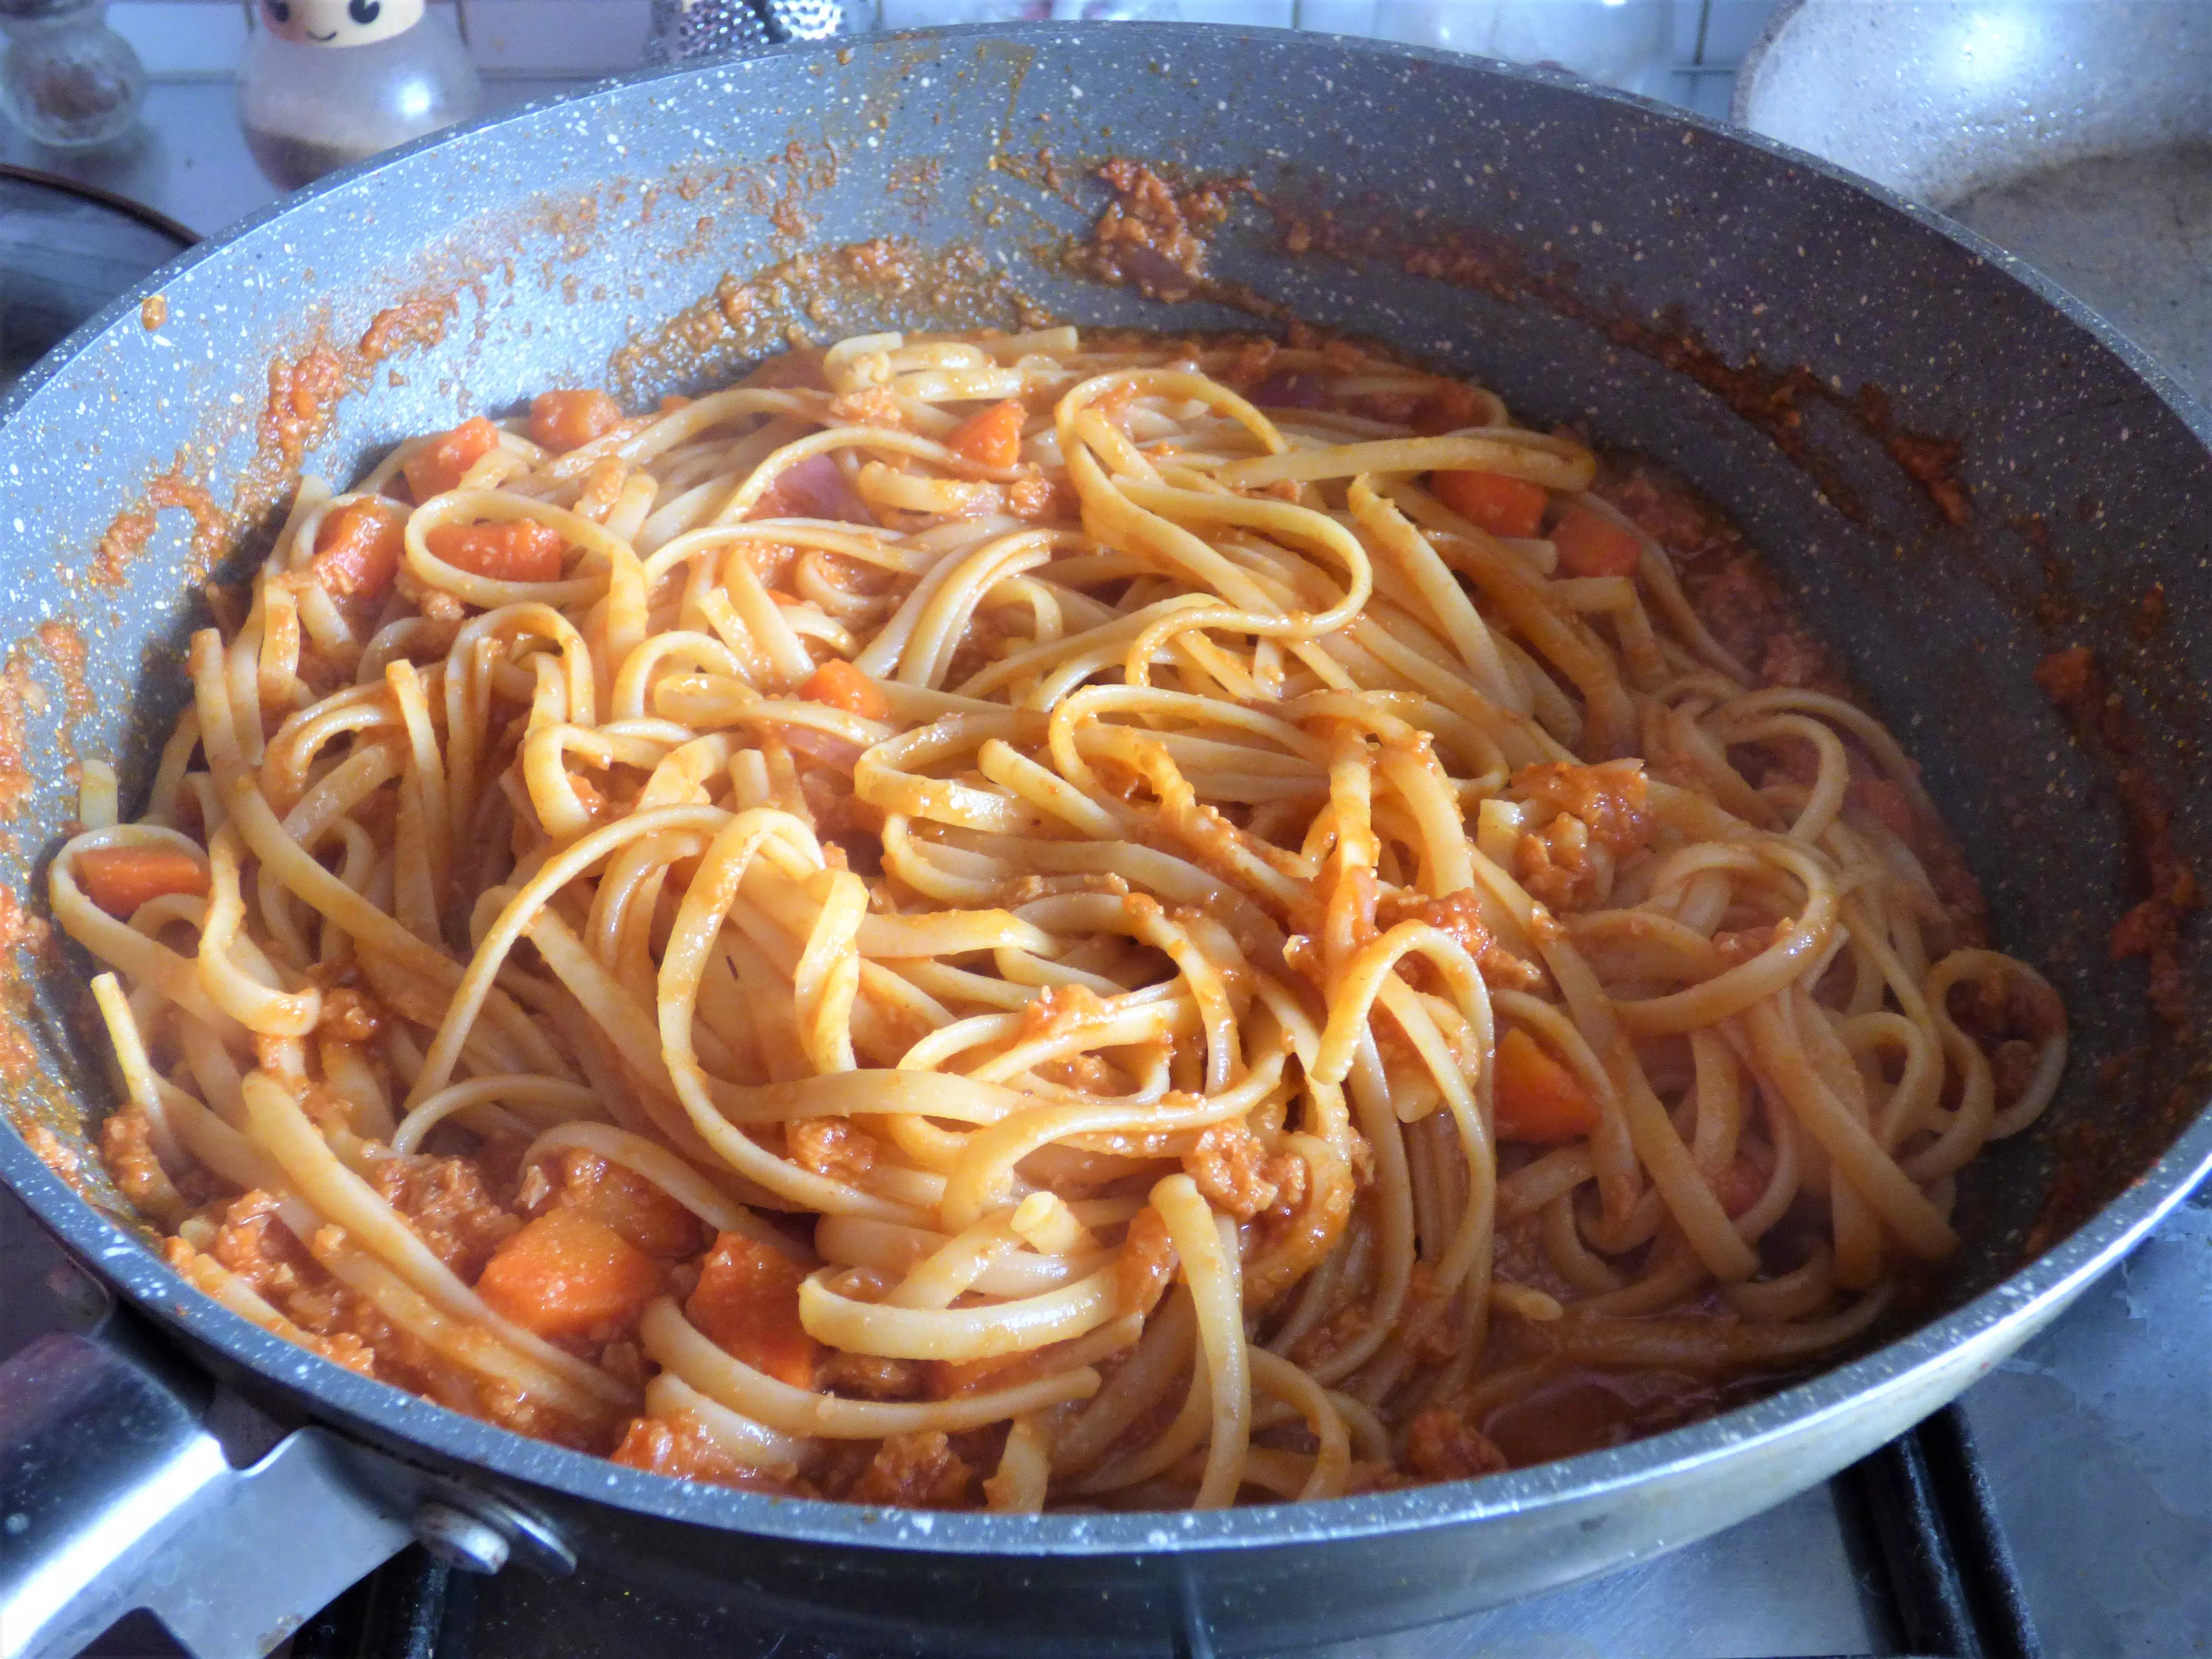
0;1305;413;1659
0;1289;569;1659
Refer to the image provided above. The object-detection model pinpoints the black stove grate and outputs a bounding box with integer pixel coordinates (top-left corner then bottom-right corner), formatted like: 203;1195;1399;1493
1844;1409;2040;1659
286;1406;2040;1659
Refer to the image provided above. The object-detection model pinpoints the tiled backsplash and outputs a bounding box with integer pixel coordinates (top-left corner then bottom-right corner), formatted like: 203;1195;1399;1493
104;0;250;73
440;0;653;72
103;0;1781;115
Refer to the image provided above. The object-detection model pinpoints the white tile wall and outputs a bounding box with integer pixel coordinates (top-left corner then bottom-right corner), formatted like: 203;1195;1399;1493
107;0;251;76
461;0;651;71
100;0;1784;101
1292;1;1376;35
1695;0;1782;63
1171;1;1296;27
879;1;1291;20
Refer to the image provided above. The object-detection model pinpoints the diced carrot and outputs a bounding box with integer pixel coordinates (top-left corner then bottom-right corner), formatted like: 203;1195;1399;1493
685;1233;819;1389
401;416;502;502
1491;1026;1600;1144
1431;469;1549;538
563;1157;702;1260
528;389;622;452
1551;506;1645;578
475;1206;663;1340
309;502;406;600
424;519;567;583
798;659;892;722
946;399;1025;470
73;846;208;917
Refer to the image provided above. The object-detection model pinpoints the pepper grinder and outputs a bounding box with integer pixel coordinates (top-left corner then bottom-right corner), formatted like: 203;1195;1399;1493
237;0;480;191
0;0;144;149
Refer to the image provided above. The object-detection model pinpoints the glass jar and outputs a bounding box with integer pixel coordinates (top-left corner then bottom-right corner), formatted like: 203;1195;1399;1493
0;0;145;150
236;0;480;192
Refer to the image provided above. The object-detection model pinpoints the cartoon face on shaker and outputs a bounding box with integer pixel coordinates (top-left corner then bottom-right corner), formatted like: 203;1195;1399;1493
260;0;423;47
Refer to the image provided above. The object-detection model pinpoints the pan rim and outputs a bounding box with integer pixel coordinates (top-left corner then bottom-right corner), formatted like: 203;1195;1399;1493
2;19;2210;1562
9;1080;2209;1557
1;22;2206;447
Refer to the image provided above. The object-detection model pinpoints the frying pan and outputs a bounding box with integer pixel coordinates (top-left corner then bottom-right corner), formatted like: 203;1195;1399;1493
2;24;2209;1659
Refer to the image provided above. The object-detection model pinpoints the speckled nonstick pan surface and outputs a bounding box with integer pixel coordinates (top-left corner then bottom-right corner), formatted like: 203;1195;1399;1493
0;25;2208;1657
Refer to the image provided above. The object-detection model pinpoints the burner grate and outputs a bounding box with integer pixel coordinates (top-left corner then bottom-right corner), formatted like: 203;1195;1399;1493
1844;1410;2040;1659
286;1409;2040;1659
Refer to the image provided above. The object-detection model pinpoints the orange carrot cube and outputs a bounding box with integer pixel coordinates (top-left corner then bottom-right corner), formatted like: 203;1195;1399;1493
476;1207;662;1340
1492;1026;1600;1143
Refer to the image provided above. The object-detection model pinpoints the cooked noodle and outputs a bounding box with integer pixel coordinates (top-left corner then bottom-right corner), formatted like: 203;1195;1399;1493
56;327;2066;1510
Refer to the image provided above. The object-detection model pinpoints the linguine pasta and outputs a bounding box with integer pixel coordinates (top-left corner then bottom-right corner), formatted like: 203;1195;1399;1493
54;326;2066;1511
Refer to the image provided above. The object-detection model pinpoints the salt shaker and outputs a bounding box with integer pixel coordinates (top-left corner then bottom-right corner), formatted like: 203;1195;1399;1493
0;0;145;149
237;0;481;191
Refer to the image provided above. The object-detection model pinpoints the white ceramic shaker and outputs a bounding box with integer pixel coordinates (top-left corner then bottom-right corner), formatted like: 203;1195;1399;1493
236;0;481;191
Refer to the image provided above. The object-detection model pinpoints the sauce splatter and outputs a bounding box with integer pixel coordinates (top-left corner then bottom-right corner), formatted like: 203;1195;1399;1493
140;294;168;331
24;1122;86;1186
92;289;471;590
1854;385;1971;527
91;509;155;587
2034;645;2199;1026
259;344;352;479
90;464;228;586
359;295;455;365
0;654;35;820
35;620;91;729
1068;160;1249;305
0;882;46;955
607;236;1049;403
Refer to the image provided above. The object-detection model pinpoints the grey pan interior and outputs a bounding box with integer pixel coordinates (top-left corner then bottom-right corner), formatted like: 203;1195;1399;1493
1;25;2209;1656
